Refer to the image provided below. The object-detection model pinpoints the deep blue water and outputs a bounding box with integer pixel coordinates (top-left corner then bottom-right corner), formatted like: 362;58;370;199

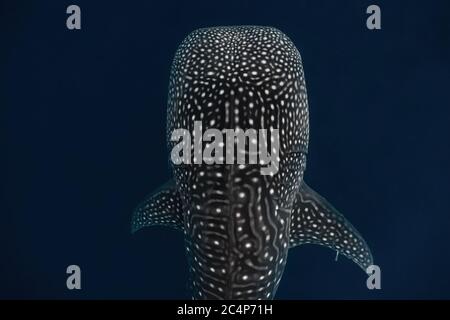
1;0;450;299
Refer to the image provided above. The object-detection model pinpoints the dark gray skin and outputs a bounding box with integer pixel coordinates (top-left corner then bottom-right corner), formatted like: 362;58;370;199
132;26;373;300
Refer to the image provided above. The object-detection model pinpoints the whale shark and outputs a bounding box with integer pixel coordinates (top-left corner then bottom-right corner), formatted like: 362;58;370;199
131;26;373;300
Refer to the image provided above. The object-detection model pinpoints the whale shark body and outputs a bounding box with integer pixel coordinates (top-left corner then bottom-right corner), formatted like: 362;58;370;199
131;26;373;299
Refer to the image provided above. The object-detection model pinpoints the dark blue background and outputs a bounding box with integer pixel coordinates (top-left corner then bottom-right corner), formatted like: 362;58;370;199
1;0;449;299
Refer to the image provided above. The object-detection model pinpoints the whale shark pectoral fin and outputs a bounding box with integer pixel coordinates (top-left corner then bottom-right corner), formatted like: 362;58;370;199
131;180;184;234
289;181;373;271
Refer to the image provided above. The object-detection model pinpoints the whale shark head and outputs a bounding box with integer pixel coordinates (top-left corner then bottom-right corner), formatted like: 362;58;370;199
167;26;309;299
131;26;373;300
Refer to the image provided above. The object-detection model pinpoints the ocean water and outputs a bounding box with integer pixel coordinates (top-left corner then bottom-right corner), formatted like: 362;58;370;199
1;0;450;299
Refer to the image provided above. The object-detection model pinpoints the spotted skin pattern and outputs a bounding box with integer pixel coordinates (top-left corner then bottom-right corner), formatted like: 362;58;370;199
289;182;373;269
131;26;373;300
